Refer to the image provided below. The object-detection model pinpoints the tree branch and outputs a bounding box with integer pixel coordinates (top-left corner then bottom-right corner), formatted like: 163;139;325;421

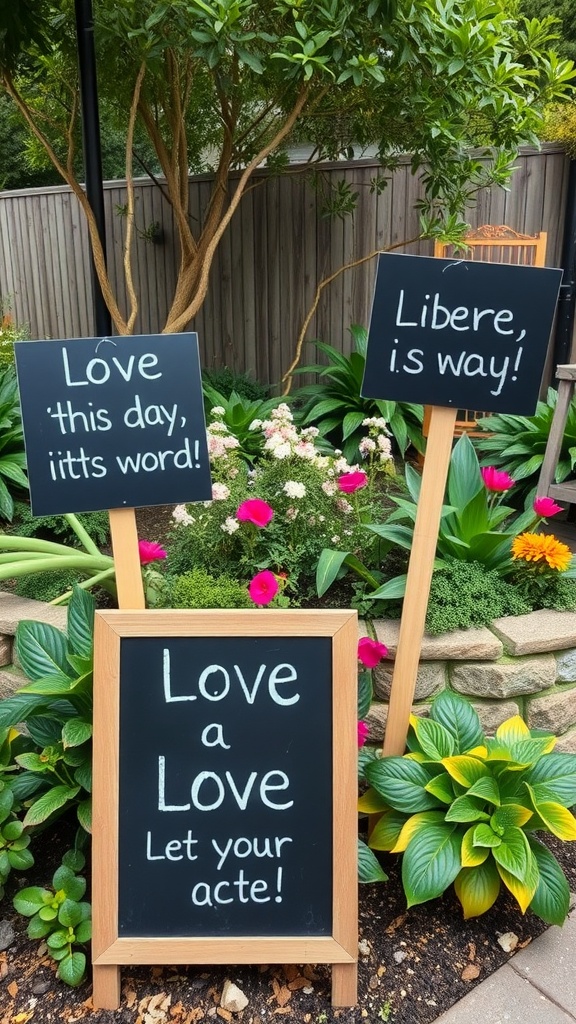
124;61;147;335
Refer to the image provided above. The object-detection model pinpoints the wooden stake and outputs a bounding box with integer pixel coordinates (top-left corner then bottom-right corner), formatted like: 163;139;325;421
382;406;457;756
109;507;145;609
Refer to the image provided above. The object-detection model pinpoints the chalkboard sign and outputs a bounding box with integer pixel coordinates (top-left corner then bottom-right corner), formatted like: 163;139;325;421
14;333;212;515
362;253;562;414
92;610;358;1000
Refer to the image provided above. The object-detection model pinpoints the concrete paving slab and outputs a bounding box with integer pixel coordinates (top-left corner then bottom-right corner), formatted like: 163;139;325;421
510;912;576;1018
432;963;575;1024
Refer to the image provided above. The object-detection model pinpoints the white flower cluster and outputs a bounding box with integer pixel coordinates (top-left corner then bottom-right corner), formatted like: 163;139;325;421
260;404;319;462
172;504;194;526
360;416;393;463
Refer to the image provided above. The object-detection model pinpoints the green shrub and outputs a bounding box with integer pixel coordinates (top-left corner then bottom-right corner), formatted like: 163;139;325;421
361;691;576;925
0;299;30;367
14;569;84;604
202;366;269;402
11;502;110;549
425;560;531;634
168;568;252;609
510;571;576;613
0;364;28;519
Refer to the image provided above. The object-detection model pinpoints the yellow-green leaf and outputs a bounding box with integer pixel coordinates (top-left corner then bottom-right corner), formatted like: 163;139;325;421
467;775;500;806
497;856;539;914
369;810;407;851
390;811;446;853
425;772;454;804
529;797;576;841
358;787;389;814
442;755;488;788
454;860;501;919
491;803;533;830
461;827;489;867
496;716;530;745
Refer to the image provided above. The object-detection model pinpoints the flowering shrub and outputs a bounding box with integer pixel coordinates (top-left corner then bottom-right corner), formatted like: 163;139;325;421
166;403;393;604
0;300;30;367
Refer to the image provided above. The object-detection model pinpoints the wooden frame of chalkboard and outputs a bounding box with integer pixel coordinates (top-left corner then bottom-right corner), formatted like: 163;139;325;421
92;609;359;1009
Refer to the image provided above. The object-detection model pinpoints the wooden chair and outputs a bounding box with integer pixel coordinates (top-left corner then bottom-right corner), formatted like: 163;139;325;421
536;364;576;508
424;225;548;438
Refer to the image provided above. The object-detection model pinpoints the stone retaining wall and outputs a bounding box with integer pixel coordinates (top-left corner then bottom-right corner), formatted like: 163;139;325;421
1;593;575;750
365;609;576;752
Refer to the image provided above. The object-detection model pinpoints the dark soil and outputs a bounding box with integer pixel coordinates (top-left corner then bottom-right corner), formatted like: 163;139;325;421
1;816;575;1024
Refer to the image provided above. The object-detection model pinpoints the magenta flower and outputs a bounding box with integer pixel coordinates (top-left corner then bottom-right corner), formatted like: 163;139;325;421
357;721;369;748
338;471;368;494
533;496;563;518
248;570;278;605
358;636;388;668
480;466;515;493
138;540;167;565
237;498;274;527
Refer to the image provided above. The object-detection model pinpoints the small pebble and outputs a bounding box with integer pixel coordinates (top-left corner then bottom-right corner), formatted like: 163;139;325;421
31;979;52;996
393;950;407;964
497;932;518;953
0;920;15;952
358;938;372;957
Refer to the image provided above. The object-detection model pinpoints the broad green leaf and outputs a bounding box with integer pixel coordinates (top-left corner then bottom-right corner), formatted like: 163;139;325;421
368;574;407;600
77;797;92;833
13;887;51;916
425;772;455;804
47;929;69;950
23;785;80;827
0;693;52;729
491;825;532;882
491;803;533;830
430;691;483;753
62;850;86;873
473;823;502;848
467;776;500;806
8;848;34;870
391;811;446;853
26;716;64;747
453;488;490;544
523;754;576;807
454;859;501;919
62;719;92;749
75;919;92;943
510;736;556;764
526;792;576;841
442;756;488;788
461;826;490;868
496;855;539;914
66;587;95;658
495;716;530;745
358;839;388;883
448;434;483;510
369;810;407;851
528;838;570;926
15;621;72;683
27;916;52;939
357;671;372;720
402;824;461;907
58;899;84;927
365;757;439;813
409;715;455;760
316;549;350;597
14;752;50;772
57;951;86;987
445;795;490;823
357;787;389;814
0;786;14;818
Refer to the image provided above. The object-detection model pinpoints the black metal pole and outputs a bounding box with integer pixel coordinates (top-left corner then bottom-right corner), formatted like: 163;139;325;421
74;0;112;336
553;159;576;367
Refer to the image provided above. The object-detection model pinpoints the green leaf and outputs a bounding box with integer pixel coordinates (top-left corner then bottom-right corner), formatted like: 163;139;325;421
316;548;350;597
454;860;501;919
472;823;502;848
445;795;490;823
368;574;407;600
57;951;86;987
409;716;455;760
13;886;51;916
0;693;52;729
15;620;72;683
58;899;83;927
369;810;407;851
448;435;483;510
62;719;92;748
27;915;52;939
524;754;576;807
8;847;34;870
442;756;488;788
402;824;461;907
23;785;80;827
528;838;570;926
357;670;372;720
430;691;483;753
358;838;388;883
66;587;95;658
53;864;86;900
47;929;70;949
365;757;439;813
77;797;92;833
491;825;532;882
467;776;500;806
424;772;454;804
75;919;92;943
62;849;86;873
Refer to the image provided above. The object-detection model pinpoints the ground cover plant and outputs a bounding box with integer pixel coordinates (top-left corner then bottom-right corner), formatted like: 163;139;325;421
0;362;28;520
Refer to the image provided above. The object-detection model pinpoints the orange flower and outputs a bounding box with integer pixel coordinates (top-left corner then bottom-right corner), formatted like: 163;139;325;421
511;533;572;572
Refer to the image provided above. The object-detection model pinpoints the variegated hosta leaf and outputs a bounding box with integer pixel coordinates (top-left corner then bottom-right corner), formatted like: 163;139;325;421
408;714;455;760
524;754;576;807
425;772;455;804
454;859;501;919
390;811;446;853
528;838;570;926
490;803;533;832
466;775;500;806
369;810;408;851
525;791;576;841
461;826;490;868
442;755;488;788
358;839;389;884
445;795;490;823
429;691;483;753
496;852;539;914
473;823;502;848
510;736;556;764
402;824;461;908
364;757;439;813
495;716;530;746
491;825;532;882
357;786;389;814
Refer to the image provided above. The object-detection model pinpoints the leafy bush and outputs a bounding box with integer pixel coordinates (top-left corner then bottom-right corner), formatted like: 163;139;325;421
203;387;287;463
168;568;252;609
0;299;30;367
202;365;269;402
0;727;35;899
425;560;531;634
361;691;576;925
291;325;424;462
14;569;85;604
0;364;28;520
11;501;110;548
13;847;91;987
474;389;576;505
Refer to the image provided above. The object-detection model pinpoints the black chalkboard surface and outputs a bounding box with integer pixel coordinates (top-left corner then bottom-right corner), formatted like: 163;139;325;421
362;253;562;414
14;333;212;515
118;634;332;937
92;609;358;1000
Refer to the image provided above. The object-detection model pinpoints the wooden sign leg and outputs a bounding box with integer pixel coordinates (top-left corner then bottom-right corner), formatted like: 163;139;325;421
332;962;358;1007
109;507;146;609
382;406;457;756
92;964;121;1009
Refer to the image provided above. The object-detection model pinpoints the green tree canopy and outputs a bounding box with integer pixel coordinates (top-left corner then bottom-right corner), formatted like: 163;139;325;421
0;0;574;336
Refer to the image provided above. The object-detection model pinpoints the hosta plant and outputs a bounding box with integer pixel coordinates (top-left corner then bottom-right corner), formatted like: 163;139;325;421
359;691;576;925
13;848;91;987
0;727;35;899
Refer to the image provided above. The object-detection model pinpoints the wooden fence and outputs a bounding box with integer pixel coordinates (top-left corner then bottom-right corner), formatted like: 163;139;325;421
0;144;570;388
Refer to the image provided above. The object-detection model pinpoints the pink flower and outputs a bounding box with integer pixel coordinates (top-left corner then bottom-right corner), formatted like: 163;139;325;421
248;570;279;605
480;466;515;492
358;636;388;668
138;540;167;565
237;498;274;527
533;496;563;518
357;721;369;748
338;471;368;494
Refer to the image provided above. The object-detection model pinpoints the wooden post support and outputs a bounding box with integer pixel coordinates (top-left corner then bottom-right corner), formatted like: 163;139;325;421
382;406;457;756
109;507;145;610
